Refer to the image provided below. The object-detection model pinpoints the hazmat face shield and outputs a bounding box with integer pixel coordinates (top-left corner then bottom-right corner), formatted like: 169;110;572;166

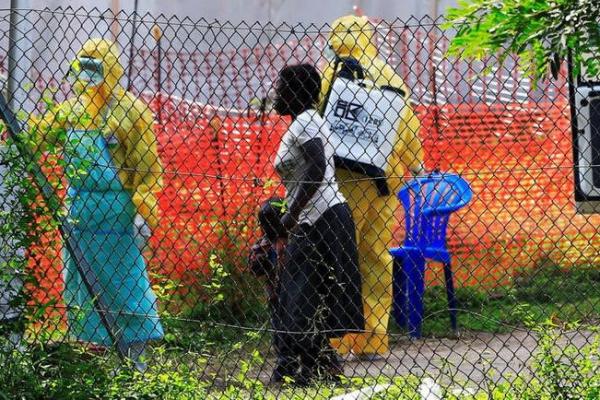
68;57;105;93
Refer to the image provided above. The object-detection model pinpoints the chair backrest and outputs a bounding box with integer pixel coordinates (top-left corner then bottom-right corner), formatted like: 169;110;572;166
398;172;473;249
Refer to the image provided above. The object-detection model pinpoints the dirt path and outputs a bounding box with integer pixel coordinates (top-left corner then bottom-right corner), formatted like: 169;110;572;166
343;330;595;385
254;329;596;386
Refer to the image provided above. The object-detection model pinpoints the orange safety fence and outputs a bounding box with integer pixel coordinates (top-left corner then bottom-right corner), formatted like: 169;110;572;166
29;93;600;309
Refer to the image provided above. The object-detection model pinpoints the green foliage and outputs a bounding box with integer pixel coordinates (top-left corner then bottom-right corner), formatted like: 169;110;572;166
439;325;600;399
0;92;68;332
1;280;599;399
147;223;269;357
0;342;211;400
444;0;600;82
392;264;600;337
173;219;268;327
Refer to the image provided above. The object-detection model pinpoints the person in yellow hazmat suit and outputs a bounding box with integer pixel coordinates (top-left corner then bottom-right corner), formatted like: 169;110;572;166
32;38;163;370
320;15;425;358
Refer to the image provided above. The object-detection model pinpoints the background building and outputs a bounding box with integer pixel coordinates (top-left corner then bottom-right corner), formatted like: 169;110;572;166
18;0;455;23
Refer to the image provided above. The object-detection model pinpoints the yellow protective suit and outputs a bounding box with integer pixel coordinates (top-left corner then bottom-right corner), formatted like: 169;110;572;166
33;38;162;228
321;15;424;355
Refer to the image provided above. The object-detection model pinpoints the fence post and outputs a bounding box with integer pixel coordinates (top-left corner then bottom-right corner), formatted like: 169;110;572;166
110;0;120;41
8;1;32;112
152;24;163;125
210;116;226;218
126;0;139;91
427;15;441;170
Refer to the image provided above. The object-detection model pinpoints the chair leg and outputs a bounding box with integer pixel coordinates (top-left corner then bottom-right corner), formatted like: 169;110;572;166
392;257;407;329
443;261;458;333
404;250;426;339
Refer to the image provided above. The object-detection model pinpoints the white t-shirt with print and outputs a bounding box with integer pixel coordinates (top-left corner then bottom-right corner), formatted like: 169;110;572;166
274;110;346;226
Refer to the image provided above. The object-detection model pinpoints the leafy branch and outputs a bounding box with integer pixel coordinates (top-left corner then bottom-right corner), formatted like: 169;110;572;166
444;0;600;83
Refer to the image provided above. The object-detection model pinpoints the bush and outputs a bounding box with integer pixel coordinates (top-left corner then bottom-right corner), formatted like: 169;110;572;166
2;322;598;399
0;342;210;400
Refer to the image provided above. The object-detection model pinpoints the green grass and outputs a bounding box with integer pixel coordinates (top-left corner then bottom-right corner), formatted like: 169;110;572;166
3;263;600;400
3;263;600;399
398;264;600;337
166;262;600;347
4;327;599;399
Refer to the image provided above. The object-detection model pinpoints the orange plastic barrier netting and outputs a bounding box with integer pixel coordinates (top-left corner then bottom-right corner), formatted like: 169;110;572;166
420;101;600;287
29;95;600;308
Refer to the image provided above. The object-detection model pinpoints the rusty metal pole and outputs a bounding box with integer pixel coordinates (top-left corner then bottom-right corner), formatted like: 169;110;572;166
428;0;440;159
110;0;120;42
126;0;140;91
152;25;163;125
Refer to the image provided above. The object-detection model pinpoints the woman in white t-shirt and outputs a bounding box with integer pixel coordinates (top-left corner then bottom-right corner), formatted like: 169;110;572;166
270;64;364;385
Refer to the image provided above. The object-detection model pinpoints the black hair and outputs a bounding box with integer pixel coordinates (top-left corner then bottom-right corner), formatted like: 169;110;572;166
273;64;321;117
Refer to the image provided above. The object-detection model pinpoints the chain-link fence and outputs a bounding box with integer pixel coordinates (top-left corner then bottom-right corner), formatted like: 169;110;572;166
1;6;599;399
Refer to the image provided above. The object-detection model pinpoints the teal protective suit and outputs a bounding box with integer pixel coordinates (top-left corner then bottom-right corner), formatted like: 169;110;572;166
63;126;163;346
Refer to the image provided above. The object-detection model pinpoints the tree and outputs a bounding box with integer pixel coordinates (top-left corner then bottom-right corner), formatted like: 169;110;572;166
444;0;600;82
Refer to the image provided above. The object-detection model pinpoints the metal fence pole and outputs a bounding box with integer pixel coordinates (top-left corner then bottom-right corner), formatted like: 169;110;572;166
8;0;31;112
126;0;139;91
152;24;163;125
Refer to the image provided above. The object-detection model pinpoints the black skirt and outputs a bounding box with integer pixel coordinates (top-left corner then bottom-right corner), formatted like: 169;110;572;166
274;203;364;347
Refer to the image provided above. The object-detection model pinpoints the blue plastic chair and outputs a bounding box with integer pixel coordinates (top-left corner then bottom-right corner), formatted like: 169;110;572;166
389;172;473;338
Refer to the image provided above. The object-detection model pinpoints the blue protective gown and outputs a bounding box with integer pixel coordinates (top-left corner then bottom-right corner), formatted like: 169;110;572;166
62;128;164;346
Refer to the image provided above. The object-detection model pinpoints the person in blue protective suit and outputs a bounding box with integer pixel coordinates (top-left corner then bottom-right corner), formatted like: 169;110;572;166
32;39;164;370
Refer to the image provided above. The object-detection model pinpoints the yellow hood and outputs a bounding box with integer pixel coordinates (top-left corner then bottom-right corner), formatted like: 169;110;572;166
75;38;125;95
33;38;163;228
328;15;378;61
